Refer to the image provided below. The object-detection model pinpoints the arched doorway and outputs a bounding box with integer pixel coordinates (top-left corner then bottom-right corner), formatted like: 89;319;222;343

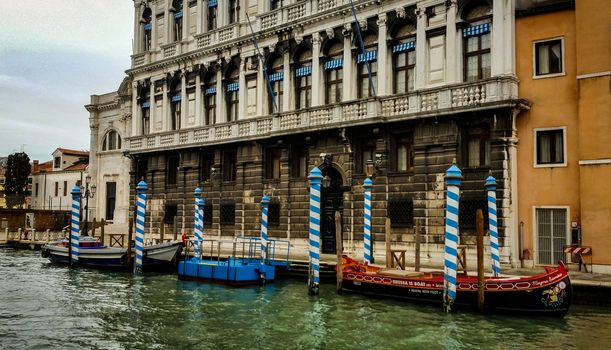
320;165;344;254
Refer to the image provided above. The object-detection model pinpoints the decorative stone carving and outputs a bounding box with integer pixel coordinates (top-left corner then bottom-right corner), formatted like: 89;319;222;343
325;28;335;39
396;7;406;19
295;35;303;45
359;19;367;31
342;23;352;37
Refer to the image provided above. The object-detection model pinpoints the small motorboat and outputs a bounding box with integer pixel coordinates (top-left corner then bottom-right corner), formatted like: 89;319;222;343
340;255;572;317
42;235;183;271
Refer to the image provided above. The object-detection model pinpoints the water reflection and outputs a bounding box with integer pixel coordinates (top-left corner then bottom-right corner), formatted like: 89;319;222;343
2;249;611;349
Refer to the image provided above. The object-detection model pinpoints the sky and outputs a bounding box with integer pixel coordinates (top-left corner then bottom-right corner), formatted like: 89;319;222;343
0;0;134;162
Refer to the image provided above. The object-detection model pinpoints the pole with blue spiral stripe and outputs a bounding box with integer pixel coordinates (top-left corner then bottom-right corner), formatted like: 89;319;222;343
486;176;501;276
363;177;373;264
443;165;462;312
134;181;147;274
260;196;269;267
308;167;323;295
70;186;81;267
193;188;203;260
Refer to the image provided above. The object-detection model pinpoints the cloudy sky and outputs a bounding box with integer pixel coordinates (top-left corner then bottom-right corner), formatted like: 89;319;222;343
0;0;134;161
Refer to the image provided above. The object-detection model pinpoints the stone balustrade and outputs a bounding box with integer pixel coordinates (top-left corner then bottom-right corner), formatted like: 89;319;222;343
127;77;517;153
194;23;239;50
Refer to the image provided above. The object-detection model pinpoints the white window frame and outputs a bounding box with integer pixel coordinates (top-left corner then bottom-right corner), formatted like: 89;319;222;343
533;126;567;168
532;206;570;266
532;36;565;79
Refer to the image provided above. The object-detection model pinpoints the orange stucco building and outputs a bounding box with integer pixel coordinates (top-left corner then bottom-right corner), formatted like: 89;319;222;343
516;0;611;272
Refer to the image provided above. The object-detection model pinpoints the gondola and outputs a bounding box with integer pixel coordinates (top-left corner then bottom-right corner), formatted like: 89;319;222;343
340;255;571;317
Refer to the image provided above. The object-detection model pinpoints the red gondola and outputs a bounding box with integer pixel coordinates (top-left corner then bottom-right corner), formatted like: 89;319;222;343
340;255;571;317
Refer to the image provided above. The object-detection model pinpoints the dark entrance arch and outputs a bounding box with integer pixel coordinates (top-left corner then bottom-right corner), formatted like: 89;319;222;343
320;165;344;254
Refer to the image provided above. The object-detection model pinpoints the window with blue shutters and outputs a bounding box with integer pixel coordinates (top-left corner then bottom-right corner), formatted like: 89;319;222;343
142;7;152;52
229;0;238;24
170;79;182;131
392;23;416;94
357;34;378;98
295;49;312;109
325;41;343;104
268;56;284;113
225;68;239;122
171;0;183;42
462;4;492;82
208;0;218;30
140;83;151;135
203;70;217;125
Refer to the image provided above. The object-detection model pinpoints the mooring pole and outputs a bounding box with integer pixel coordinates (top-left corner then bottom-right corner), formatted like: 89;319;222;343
415;219;421;272
385;218;392;268
477;209;485;312
134;181;147;274
70;186;82;268
193;188;203;260
127;219;133;265
308;167;322;296
485;175;501;276
260;195;269;267
335;210;343;293
443;165;462;313
363;177;373;264
100;218;105;246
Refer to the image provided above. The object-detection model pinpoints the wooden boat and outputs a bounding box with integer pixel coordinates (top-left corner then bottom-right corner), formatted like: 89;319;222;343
340;255;572;317
41;236;183;271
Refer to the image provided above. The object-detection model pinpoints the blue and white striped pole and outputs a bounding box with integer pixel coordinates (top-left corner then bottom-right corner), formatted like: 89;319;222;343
134;181;147;274
486;176;501;277
443;165;462;312
260;196;269;265
308;167;323;295
193;188;203;260
70;186;81;267
363;177;373;264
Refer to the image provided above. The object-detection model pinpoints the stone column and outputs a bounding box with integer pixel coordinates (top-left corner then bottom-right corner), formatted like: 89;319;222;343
149;83;155;131
216;63;224;123
182;3;188;41
282;48;291;112
218;0;227;27
257;58;266;116
195;71;202;126
163;80;169;131
311;33;322;107
342;25;353;102
133;2;141;53
239;57;248;120
491;0;504;76
132;81;140;135
196;0;203;33
377;14;388;96
445;1;458;84
180;73;187;129
415;7;427;89
151;6;158;49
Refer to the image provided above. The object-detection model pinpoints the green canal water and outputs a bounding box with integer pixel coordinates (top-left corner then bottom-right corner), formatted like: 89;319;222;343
2;249;611;349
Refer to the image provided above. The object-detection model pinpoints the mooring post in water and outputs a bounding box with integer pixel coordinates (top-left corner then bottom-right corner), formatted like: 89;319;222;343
134;181;147;274
308;167;322;296
260;195;269;268
415;219;421;272
193;188;203;260
443;165;462;313
335;210;343;293
363;177;373;265
127;219;133;265
100;219;105;246
385;218;392;268
485;175;501;277
477;209;485;312
70;186;82;268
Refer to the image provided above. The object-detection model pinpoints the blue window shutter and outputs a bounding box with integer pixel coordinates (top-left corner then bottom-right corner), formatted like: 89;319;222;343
208;0;218;7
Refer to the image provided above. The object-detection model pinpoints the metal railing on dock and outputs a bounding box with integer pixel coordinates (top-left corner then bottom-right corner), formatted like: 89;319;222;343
186;237;290;268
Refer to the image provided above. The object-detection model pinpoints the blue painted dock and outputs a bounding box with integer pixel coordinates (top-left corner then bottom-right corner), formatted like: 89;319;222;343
177;237;290;285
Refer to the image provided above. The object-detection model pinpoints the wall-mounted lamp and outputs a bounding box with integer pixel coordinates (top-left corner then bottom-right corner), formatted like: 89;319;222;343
210;166;217;179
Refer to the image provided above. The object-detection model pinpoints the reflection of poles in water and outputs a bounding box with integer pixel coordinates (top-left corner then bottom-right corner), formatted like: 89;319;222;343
308;167;322;296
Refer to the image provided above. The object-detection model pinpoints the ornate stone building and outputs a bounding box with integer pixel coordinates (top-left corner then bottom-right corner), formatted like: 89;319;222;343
120;0;521;264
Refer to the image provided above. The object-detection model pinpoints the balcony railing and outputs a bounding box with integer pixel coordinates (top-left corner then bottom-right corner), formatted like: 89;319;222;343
127;77;517;153
194;23;239;50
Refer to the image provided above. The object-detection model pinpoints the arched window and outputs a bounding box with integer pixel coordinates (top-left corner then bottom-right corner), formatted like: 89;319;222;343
324;40;343;104
392;22;416;94
102;130;122;151
171;0;183;42
225;67;239;122
267;55;284;113
170;78;182;130
140;83;151;135
294;49;312;109
203;69;217;125
142;7;152;52
462;2;492;82
357;33;378;98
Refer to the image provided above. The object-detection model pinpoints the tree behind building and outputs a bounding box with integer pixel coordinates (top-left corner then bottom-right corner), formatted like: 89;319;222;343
5;152;31;209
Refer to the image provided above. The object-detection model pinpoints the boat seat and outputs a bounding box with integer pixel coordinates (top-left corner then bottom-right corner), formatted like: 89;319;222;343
378;269;425;278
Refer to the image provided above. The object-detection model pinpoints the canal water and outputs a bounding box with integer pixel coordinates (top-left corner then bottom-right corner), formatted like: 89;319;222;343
2;249;611;349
